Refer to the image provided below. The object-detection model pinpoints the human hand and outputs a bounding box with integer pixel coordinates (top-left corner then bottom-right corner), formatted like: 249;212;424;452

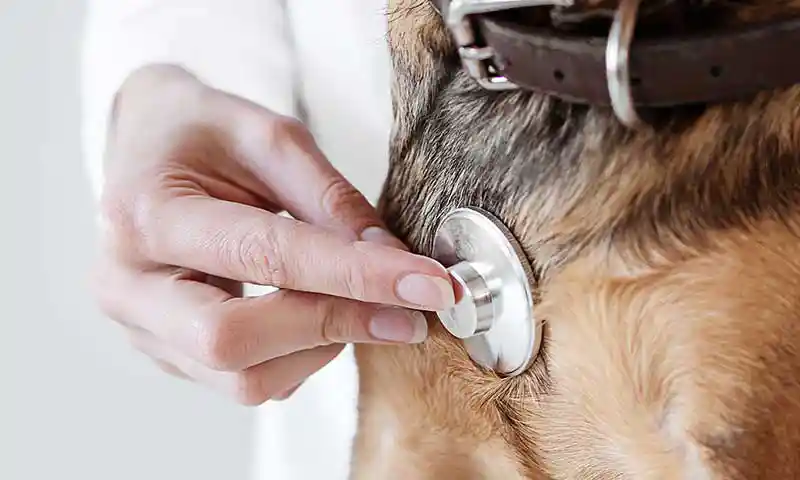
92;65;454;405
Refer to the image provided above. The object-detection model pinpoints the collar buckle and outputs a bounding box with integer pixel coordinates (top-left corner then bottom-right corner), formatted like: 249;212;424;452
445;0;575;91
606;0;644;127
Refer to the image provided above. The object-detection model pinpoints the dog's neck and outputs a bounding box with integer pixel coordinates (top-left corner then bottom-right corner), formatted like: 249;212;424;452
382;0;800;278
350;3;800;478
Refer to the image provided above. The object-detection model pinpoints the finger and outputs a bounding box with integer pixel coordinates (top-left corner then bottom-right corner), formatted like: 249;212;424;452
227;344;347;406
129;328;344;406
231;115;400;245
152;359;193;381
273;382;303;401
125;327;193;381
101;266;428;371
124;326;194;381
144;195;455;311
207;275;243;297
199;289;430;370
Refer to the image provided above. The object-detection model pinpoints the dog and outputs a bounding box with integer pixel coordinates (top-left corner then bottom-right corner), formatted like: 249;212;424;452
350;1;800;478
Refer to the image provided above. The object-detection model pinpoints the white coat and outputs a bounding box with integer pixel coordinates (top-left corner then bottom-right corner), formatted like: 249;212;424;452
81;1;394;478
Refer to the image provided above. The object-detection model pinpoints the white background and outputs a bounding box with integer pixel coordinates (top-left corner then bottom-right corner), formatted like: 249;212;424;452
1;2;254;479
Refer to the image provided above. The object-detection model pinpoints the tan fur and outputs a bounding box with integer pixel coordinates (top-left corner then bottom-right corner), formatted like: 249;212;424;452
352;1;800;478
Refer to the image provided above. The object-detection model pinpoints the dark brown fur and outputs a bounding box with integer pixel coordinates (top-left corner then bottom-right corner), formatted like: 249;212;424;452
352;2;800;478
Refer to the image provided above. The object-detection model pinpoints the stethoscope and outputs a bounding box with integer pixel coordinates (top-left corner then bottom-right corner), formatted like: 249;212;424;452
431;207;541;377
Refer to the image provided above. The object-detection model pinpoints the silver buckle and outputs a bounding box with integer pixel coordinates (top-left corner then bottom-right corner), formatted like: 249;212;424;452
445;0;575;91
605;0;643;127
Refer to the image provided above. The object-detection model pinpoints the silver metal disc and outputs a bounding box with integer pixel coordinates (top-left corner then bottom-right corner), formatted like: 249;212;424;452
431;207;541;377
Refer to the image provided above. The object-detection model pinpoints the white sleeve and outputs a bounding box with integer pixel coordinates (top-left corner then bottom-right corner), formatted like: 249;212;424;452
80;0;298;199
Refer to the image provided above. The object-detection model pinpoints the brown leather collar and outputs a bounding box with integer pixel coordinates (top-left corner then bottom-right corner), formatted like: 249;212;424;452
430;0;800;109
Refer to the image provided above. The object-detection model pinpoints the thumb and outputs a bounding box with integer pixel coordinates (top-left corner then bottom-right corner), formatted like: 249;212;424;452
243;116;402;247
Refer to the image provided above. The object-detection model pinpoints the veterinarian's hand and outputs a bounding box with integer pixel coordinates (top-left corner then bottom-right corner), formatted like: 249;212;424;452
92;65;455;405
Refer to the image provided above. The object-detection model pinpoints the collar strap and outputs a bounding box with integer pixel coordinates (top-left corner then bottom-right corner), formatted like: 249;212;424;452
430;0;800;117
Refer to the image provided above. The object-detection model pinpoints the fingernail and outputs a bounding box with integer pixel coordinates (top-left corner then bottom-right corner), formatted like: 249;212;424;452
369;308;428;343
396;274;455;310
360;226;408;250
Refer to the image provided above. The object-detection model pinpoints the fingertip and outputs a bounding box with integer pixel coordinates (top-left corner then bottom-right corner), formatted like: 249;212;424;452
350;240;455;310
368;307;429;344
395;273;456;311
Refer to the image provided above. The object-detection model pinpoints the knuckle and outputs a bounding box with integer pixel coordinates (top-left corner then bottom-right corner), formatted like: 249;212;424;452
340;261;368;301
194;310;244;371
88;258;130;326
316;299;356;344
235;224;289;287
98;186;159;259
320;177;366;220
125;330;161;364
232;371;272;407
268;116;311;151
90;276;119;323
88;260;113;311
129;193;165;258
98;189;135;249
126;330;149;353
98;187;128;227
152;359;189;380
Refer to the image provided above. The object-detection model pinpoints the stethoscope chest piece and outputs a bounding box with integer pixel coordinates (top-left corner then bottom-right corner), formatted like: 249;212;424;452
432;207;541;377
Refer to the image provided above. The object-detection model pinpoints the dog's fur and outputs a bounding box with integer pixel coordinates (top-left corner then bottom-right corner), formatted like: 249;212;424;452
352;1;800;478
